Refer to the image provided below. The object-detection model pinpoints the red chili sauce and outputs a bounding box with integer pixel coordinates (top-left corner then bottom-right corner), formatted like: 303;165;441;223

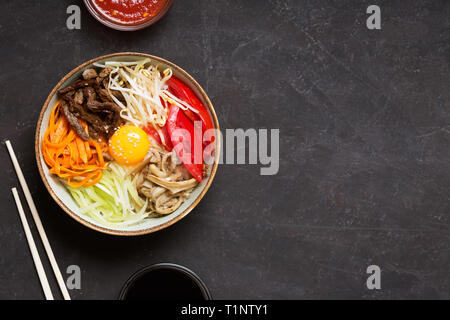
91;0;167;25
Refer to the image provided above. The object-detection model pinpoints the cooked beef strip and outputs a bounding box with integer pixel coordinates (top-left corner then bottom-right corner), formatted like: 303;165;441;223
58;79;96;95
83;87;97;106
61;100;90;141
88;125;100;140
94;85;113;103
99;67;112;78
101;77;126;103
95;86;109;102
111;89;125;103
63;93;109;136
86;87;122;119
58;67;124;141
82;68;98;80
84;87;118;113
95;67;113;85
77;111;107;136
74;89;84;105
92;101;121;113
64;90;75;98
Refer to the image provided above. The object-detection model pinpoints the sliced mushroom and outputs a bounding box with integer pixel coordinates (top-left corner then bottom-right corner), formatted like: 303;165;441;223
146;175;198;194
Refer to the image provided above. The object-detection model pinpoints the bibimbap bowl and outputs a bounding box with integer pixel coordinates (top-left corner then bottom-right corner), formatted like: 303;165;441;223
35;52;220;236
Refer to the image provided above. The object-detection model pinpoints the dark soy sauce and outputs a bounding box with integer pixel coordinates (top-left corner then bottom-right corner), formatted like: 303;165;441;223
121;268;208;300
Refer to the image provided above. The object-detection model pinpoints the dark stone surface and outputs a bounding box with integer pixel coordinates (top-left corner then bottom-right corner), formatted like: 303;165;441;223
0;0;449;299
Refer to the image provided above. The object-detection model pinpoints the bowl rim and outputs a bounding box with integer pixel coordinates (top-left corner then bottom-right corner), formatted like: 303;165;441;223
118;263;212;300
35;52;220;236
83;0;174;31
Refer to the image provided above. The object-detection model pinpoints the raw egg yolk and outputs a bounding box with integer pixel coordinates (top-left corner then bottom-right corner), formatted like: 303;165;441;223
109;125;150;166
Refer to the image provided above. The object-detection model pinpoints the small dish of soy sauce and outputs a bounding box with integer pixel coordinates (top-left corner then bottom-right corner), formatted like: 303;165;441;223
119;263;212;300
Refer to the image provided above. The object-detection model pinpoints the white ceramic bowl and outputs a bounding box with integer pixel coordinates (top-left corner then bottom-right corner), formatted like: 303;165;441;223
35;52;220;236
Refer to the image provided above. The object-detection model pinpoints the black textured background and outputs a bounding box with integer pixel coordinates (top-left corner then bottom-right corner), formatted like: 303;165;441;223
0;0;449;299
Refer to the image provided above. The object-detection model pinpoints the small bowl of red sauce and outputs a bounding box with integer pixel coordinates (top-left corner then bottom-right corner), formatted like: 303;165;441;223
84;0;174;31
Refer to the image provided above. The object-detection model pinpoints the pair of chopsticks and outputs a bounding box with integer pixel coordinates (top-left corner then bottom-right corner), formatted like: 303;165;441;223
6;140;71;300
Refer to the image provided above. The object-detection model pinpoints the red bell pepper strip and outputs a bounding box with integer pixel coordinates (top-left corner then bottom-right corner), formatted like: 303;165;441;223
166;76;214;134
167;104;203;182
159;125;173;151
143;125;173;152
143;126;161;144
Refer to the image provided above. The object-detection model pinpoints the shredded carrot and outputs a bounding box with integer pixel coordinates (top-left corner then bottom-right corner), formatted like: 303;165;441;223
51;118;68;143
41;100;109;188
76;137;88;164
84;140;92;160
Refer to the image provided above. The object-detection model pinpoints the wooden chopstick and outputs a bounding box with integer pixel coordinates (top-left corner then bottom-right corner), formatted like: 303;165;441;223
11;188;54;300
5;140;71;300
